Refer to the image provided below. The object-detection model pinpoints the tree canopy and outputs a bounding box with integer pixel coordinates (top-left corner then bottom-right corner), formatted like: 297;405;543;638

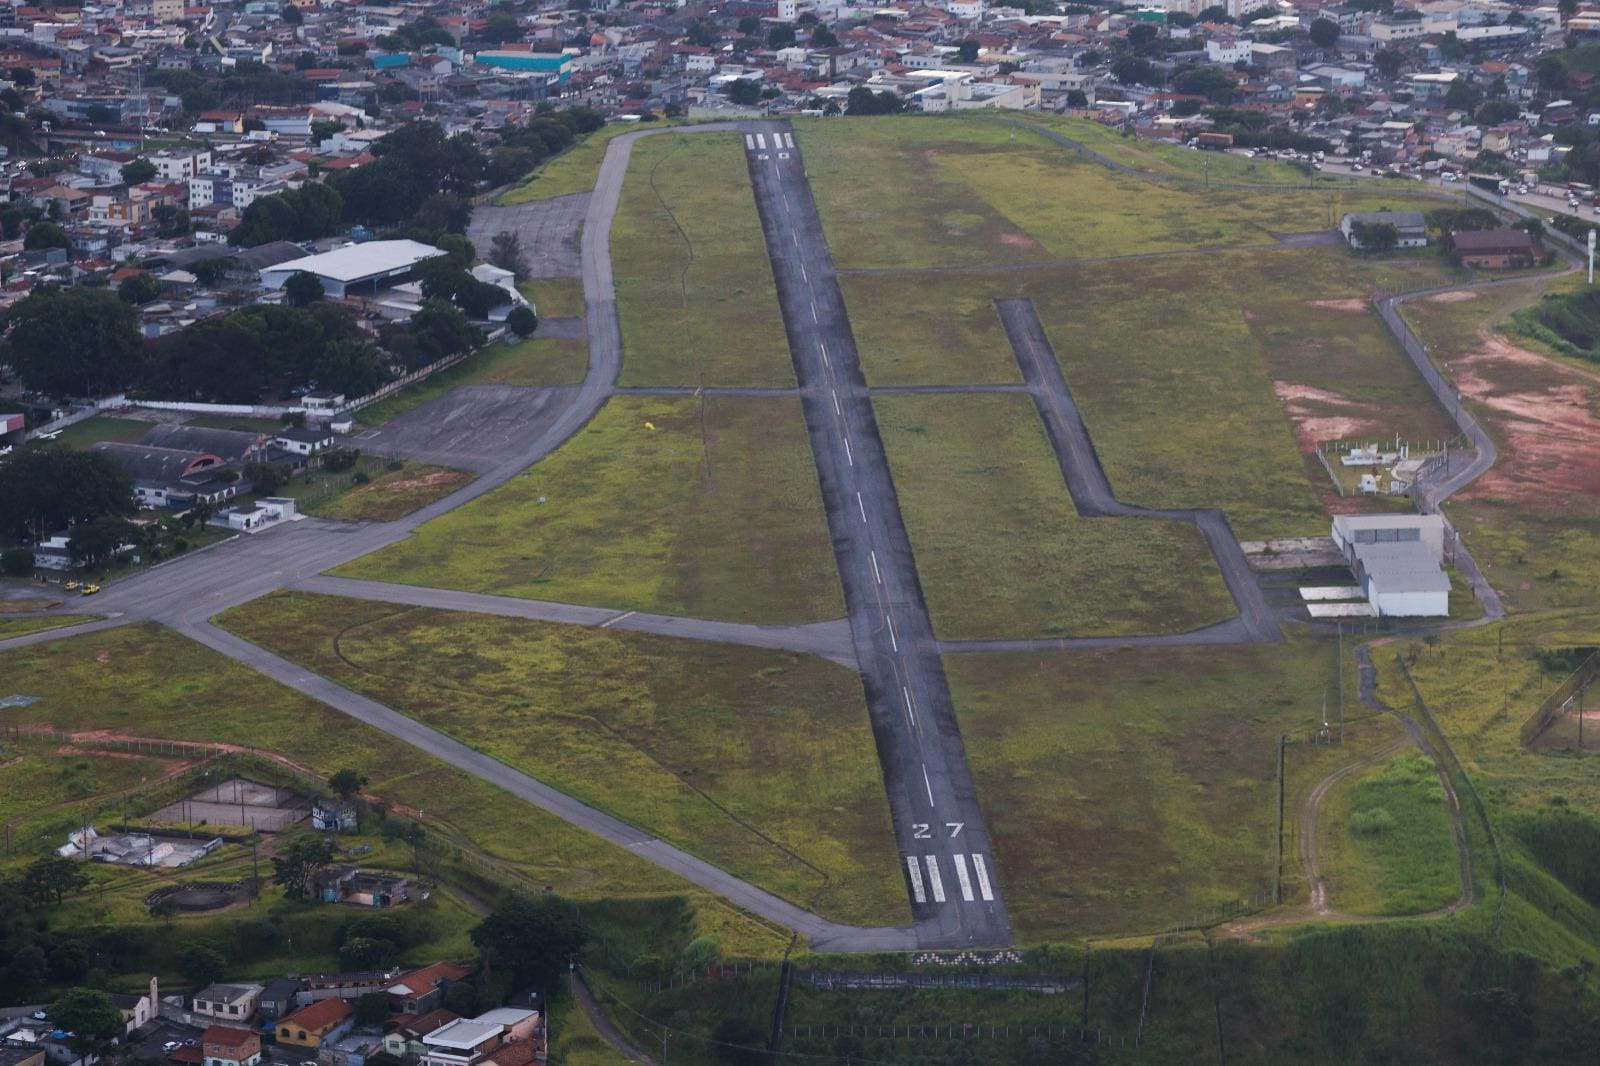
3;286;144;396
0;447;135;542
229;182;344;246
469;895;586;997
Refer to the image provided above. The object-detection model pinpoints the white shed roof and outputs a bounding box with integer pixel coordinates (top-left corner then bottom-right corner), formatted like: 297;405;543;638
265;239;445;284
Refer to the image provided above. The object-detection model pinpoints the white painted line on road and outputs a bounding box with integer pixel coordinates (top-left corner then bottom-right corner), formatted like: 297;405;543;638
887;616;898;652
832;390;841;417
925;855;946;903
787;132;796;149
810;301;818;322
800;263;808;283
922;764;935;806
843;436;853;466
953;854;975;902
745;134;755;150
856;492;867;523
793;232;799;246
902;686;917;728
906;857;926;904
756;133;767;150
599;611;636;628
870;550;882;584
972;854;995;901
820;341;829;367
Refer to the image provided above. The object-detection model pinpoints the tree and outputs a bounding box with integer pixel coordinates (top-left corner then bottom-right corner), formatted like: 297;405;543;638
281;2;301;24
0;447;135;542
710;1018;769;1066
1350;220;1399;251
353;991;391;1025
506;305;538;337
179;942;228;988
845;85;904;115
340;937;398;970
313;340;391;398
9;66;34;87
284;270;325;307
50;989;124;1053
810;23;839;47
436;232;476;269
1309;18;1340;48
22;856;89;906
957;38;980;63
488;231;528;279
117;271;161;305
737;15;759;35
1;546;32;575
1538;54;1569;91
1111;55;1157;86
1373;48;1405;79
23;220;69;250
766;24;796;49
68;516;137;568
2;286;142;395
243;461;287;495
272;835;337;901
470;896;587;997
1444;78;1480;111
328;768;368;799
725;78;761;106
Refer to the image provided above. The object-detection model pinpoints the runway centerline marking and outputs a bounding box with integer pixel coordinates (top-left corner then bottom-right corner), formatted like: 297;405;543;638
843;436;853;466
922;763;935;806
832;390;842;416
953;854;975;902
972;854;995;901
857;492;867;523
870;551;882;585
902;687;917;729
887;616;898;652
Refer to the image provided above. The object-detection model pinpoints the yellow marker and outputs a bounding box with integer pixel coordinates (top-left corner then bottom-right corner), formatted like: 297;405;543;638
644;421;656;431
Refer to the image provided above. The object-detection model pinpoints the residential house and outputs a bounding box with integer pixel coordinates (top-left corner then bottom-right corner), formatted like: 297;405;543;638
386;963;471;1016
275;998;354;1050
90;441;240;509
381;1009;460;1059
191;983;263;1023
258;978;303;1021
1340;211;1428;250
314;866;412;908
200;1027;261;1066
0;1047;48;1066
312;799;359;832
1452;228;1540;268
272;425;335;457
108;977;159;1035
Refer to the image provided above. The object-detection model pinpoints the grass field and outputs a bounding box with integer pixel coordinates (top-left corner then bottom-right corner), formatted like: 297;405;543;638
282;460;473;522
874;393;1234;639
41;415;152;450
796;116;1453;271
946;638;1340;940
522;276;586;319
1318;750;1460;916
499;122;652;204
338;395;842;624
218;591;907;926
357;334;589;427
0;613;99;638
0;737;171;828
612;133;793;386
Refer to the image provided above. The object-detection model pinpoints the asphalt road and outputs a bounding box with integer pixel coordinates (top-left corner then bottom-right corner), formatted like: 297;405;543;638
743;120;1011;948
996;298;1280;645
294;574;859;667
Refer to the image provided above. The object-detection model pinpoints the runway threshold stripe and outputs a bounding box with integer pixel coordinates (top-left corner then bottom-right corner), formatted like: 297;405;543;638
924;856;946;903
745;134;755;150
756;133;767;149
953;854;975;902
906;857;926;904
972;854;994;901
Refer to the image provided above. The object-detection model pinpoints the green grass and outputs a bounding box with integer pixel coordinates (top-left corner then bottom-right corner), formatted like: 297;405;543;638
796;115;1454;270
874;393;1234;640
0;613;98;638
338;395;843;624
357;334;590;427
612;133;793;386
40;416;152;450
547;994;634;1065
499;122;649;204
1319;751;1461;915
282;460;473;522
946;638;1340;940
521;276;586;319
0;737;169;827
1020;113;1320;185
217;591;908;927
181;415;286;435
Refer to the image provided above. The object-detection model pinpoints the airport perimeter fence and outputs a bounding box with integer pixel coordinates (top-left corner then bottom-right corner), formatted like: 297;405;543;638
1520;648;1600;748
1394;652;1506;935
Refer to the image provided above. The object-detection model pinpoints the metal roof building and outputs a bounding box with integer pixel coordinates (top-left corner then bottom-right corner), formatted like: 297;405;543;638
259;239;447;299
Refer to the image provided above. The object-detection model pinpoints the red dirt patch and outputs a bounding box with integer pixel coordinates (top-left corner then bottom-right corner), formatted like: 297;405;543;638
1272;382;1384;451
1306;298;1368;313
999;232;1039;248
1453;336;1600;504
1427;290;1478;303
383;470;470;492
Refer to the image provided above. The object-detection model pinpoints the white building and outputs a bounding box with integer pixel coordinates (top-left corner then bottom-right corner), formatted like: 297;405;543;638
260;240;447;299
151;148;212;181
1206;38;1254;66
1331;514;1450;617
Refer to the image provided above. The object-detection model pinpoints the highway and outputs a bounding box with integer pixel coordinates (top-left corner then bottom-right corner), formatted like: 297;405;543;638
742;121;1011;947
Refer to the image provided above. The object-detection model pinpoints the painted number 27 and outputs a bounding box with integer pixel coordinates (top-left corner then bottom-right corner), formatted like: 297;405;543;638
912;823;964;839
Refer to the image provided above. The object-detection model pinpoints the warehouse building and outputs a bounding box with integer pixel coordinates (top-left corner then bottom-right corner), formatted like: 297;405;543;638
1331;514;1451;617
259;240;447;299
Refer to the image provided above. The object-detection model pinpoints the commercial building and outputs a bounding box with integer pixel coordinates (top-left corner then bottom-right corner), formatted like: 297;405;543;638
1331;514;1450;617
1451;228;1541;269
1341;211;1428;250
259;240;448;299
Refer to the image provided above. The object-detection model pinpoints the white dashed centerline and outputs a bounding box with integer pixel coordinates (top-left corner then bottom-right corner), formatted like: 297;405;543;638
906;857;926;904
832;390;842;417
902;687;916;728
856;492;867;522
924;855;946;903
843;437;853;466
922;763;935;806
887;616;898;652
870;550;881;585
972;854;995;901
953;854;975;902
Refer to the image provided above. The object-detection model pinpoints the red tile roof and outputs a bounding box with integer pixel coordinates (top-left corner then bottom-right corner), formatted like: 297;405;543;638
279;997;353;1032
202;1027;257;1049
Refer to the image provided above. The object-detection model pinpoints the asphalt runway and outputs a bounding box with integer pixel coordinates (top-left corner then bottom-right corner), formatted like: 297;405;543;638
743;121;1011;948
352;385;581;472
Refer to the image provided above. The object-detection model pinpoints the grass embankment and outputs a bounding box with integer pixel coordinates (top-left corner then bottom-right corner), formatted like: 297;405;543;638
875;393;1233;640
521;276;586;319
0;623;794;959
946;638;1340;940
218;591;907;927
612;133;792;386
338;395;842;624
1402;274;1600;613
847;249;1460;538
271;458;471;522
0;613;100;638
1319;751;1460;915
797;115;1451;271
499;121;649;204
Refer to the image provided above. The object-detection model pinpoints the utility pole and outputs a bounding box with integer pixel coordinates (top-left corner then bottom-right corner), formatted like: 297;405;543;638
1338;623;1346;745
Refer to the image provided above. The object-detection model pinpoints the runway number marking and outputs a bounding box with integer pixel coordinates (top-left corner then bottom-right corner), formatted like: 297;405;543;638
912;823;931;839
972;854;995;901
906;857;926;904
953;854;975;902
924;856;946;903
946;822;964;837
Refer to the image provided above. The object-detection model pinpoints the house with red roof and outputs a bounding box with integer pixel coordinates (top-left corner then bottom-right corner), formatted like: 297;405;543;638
201;1027;261;1066
276;997;355;1050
